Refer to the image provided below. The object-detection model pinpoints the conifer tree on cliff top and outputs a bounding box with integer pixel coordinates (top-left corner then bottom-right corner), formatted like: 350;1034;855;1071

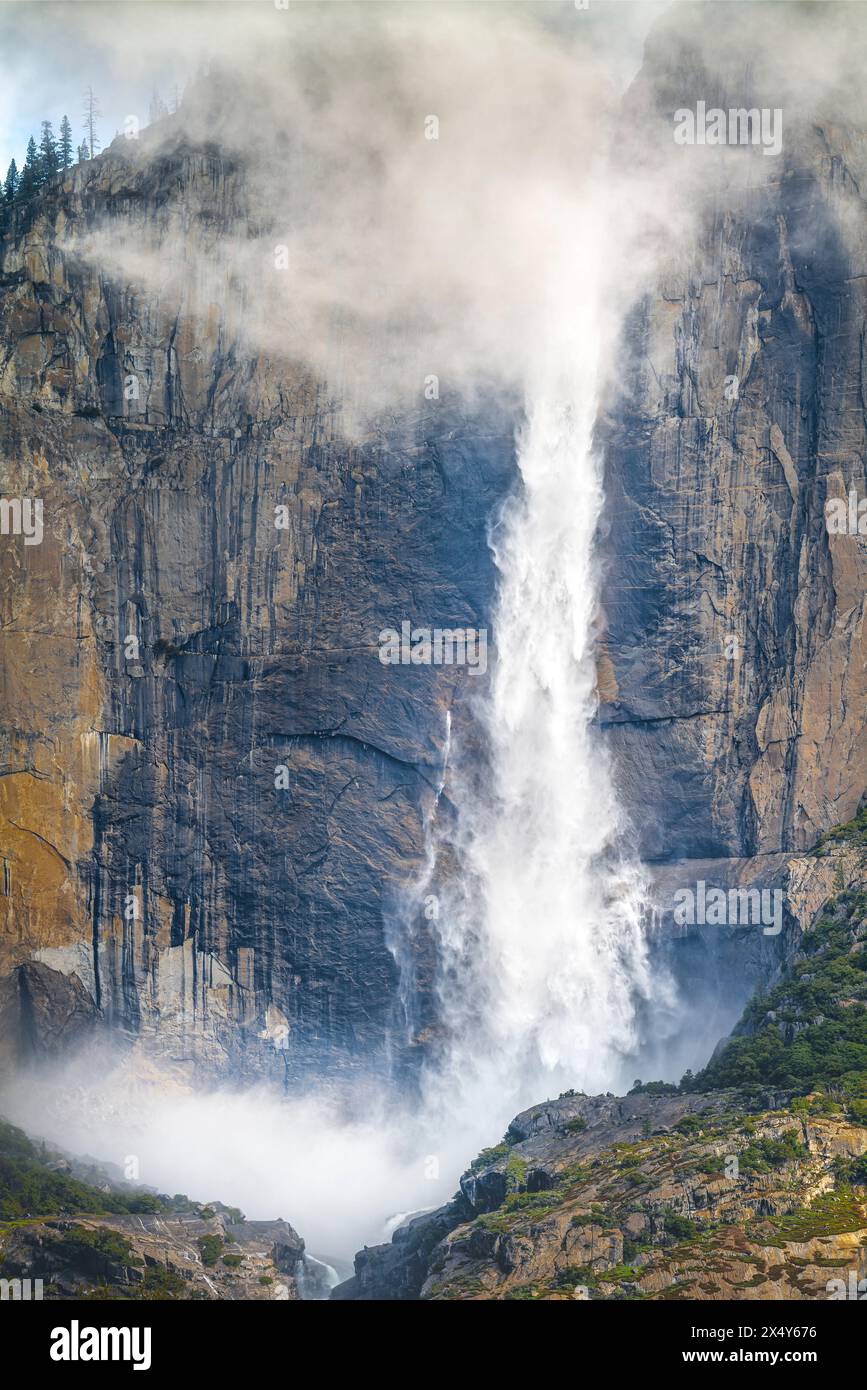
3;160;19;205
16;136;39;201
58;115;73;169
39;120;59;180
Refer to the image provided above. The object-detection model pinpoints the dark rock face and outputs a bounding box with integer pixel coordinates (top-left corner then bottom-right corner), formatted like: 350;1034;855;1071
0;137;514;1082
599;119;867;865
592;30;867;1050
330;1198;467;1302
0;962;99;1066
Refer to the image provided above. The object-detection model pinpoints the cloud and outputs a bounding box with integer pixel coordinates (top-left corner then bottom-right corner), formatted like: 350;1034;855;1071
45;1;686;418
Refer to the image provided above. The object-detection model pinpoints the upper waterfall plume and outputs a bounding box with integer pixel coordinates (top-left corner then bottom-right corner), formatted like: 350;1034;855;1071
423;240;677;1120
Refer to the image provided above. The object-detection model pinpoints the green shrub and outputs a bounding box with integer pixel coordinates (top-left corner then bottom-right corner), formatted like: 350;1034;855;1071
505;1153;528;1193
740;1130;805;1174
465;1140;514;1176
197;1234;224;1267
663;1209;700;1241
140;1263;187;1299
674;1115;704;1136
629;1080;679;1097
623;1238;650;1262
832;1154;867;1185
59;1226;135;1261
812;807;867;855
563;1116;588;1134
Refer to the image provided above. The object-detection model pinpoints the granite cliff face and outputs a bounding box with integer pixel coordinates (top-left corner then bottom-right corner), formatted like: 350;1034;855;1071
592;39;867;1054
0;35;864;1099
0;130;513;1082
601;59;867;867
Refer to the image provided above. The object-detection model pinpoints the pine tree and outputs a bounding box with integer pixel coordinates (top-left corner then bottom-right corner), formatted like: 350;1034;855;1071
58;115;73;169
82;85;101;159
39;120;59;182
77;140;90;164
0;159;15;234
17;137;40;201
3;160;19;206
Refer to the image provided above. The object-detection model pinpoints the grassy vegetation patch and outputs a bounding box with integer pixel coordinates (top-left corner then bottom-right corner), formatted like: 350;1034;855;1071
761;1189;867;1245
465;1140;515;1176
0;1118;211;1222
812;808;867;856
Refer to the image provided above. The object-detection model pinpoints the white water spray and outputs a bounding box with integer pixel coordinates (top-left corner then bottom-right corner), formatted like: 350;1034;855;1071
425;204;675;1125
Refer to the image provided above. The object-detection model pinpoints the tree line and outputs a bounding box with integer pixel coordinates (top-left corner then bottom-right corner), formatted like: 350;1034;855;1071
2;87;102;224
1;82;187;232
3;117;76;211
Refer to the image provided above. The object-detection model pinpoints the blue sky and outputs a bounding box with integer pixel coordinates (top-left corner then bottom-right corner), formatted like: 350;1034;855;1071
0;0;202;172
0;0;661;176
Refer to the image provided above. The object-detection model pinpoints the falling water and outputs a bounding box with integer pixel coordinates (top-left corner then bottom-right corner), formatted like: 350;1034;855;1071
424;219;676;1127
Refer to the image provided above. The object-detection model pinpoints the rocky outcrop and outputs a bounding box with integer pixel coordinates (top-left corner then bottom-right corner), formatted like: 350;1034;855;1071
0;1115;308;1299
331;1199;467;1302
0;961;99;1066
335;1088;867;1301
1;1209;307;1301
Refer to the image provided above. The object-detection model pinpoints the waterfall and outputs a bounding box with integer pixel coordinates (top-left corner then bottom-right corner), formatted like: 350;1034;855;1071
424;226;676;1124
297;1253;341;1301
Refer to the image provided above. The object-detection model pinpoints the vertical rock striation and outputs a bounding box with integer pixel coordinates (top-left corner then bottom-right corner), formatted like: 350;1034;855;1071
601;53;867;866
0;133;513;1081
